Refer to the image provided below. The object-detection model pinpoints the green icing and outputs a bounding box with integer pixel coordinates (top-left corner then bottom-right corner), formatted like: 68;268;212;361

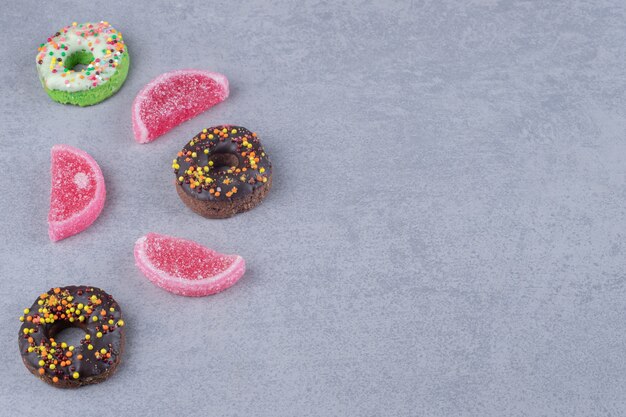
43;50;130;107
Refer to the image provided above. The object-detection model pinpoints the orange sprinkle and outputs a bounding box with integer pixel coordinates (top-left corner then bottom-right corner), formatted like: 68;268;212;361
214;192;220;197
52;377;59;383
38;368;45;375
77;354;83;360
53;288;60;294
66;351;73;358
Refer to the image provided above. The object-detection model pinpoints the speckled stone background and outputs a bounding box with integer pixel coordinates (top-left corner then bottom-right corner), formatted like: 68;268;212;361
1;1;625;416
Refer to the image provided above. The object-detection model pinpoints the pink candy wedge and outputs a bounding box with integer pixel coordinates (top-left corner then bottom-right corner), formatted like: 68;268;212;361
48;145;106;242
132;69;229;143
134;233;245;296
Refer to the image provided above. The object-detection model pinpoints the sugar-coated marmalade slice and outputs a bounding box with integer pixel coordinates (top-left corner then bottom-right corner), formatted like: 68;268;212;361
134;233;245;296
132;69;229;143
48;145;106;242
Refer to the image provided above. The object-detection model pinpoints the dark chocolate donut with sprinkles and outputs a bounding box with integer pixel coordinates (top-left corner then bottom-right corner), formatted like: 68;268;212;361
173;126;272;218
18;286;125;388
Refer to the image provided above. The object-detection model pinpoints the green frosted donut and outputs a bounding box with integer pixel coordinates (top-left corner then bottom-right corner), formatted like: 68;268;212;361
36;22;130;107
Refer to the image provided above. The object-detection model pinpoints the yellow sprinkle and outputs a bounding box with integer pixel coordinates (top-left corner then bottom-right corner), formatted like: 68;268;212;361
117;320;125;327
202;129;207;133
208;161;214;167
192;152;197;158
73;372;79;379
96;332;103;338
204;149;209;154
61;342;67;348
19;316;24;322
27;347;34;353
22;328;29;334
92;316;98;322
38;360;45;366
88;344;93;350
49;364;56;370
23;308;30;314
231;129;237;134
203;166;209;173
69;346;75;351
100;348;107;354
260;168;265;173
178;176;184;182
85;334;91;340
208;134;214;139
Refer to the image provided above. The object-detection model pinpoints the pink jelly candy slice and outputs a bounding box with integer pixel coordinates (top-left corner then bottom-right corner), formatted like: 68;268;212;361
132;69;229;143
134;233;245;296
48;144;106;242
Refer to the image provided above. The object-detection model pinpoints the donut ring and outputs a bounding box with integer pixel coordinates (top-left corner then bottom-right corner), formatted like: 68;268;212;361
173;126;273;218
35;22;130;106
18;286;125;388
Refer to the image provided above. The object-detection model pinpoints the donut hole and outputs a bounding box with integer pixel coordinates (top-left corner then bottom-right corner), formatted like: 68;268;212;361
64;50;95;72
208;153;239;172
47;322;85;347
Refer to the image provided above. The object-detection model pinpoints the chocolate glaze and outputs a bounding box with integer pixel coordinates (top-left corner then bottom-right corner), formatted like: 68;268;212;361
18;286;124;387
173;126;272;201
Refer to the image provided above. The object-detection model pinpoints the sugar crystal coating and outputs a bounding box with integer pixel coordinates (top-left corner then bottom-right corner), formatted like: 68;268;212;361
48;145;106;241
134;233;245;296
132;70;229;143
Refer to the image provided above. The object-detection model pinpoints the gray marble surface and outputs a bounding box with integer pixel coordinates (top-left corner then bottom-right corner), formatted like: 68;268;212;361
1;1;625;416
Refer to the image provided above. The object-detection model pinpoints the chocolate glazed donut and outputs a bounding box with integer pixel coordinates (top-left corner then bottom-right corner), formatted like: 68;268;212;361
18;286;125;388
173;126;272;218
